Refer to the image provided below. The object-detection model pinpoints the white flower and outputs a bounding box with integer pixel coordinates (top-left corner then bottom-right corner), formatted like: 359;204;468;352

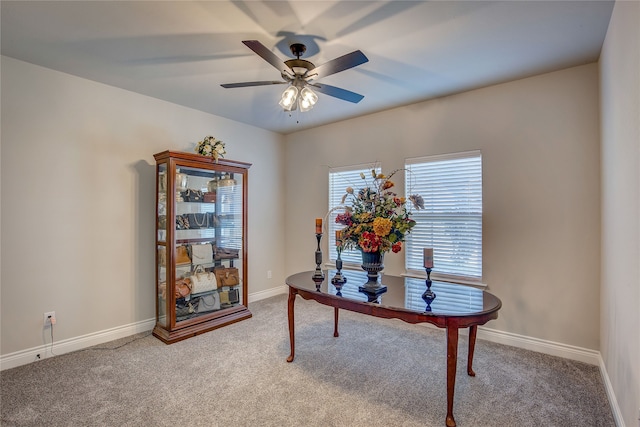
195;135;225;162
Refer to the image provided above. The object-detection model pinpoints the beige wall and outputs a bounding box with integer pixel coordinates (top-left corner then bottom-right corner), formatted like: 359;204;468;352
0;57;286;355
600;1;640;425
285;64;601;351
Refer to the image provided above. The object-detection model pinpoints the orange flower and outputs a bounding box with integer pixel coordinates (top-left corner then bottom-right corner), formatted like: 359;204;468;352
373;217;392;237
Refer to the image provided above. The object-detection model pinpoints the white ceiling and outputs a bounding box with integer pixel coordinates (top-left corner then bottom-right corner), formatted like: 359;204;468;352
1;1;614;135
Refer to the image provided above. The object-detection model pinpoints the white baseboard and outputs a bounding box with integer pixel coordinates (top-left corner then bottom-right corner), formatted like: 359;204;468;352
0;318;156;372
475;327;624;427
0;291;605;371
248;285;288;303
598;354;627;427
476;326;601;365
1;287;289;372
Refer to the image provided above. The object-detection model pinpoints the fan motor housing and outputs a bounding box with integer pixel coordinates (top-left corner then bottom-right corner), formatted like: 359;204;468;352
285;59;315;71
283;59;316;82
284;43;315;78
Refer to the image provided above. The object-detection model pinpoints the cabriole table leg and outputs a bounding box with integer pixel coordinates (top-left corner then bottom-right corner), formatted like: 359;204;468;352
446;326;459;427
467;325;477;377
286;288;297;362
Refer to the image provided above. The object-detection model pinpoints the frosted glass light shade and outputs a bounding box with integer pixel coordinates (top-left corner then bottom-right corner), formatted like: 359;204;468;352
299;87;318;112
279;86;298;111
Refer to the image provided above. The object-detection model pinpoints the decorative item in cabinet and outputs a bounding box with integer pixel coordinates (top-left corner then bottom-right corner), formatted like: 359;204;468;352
153;150;251;344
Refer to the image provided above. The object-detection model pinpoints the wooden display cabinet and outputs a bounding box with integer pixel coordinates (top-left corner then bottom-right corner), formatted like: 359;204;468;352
153;151;251;344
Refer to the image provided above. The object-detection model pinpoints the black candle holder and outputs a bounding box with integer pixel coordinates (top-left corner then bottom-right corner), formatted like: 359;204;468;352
331;249;347;296
312;233;325;291
422;267;436;312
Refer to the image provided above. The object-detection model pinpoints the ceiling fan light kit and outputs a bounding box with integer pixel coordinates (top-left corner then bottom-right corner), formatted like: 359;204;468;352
279;81;319;112
221;40;368;113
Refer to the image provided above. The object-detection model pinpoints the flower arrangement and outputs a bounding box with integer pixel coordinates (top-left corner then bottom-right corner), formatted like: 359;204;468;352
195;135;225;162
335;169;424;254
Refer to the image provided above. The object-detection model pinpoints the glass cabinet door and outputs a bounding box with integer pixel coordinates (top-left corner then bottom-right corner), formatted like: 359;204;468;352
172;167;244;323
157;163;168;328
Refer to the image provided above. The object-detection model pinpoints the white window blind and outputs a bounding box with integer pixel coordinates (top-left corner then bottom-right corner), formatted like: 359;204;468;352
328;164;381;264
405;151;482;281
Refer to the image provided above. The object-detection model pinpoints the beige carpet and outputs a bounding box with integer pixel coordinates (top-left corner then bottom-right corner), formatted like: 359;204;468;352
1;294;614;426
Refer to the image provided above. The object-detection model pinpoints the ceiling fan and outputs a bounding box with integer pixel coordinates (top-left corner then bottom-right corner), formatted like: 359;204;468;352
221;40;369;112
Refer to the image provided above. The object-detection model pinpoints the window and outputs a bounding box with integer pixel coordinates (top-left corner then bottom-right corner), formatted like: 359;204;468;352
405;151;482;282
328;164;381;264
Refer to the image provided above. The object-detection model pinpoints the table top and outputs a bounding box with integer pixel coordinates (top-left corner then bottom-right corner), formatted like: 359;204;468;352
286;269;501;319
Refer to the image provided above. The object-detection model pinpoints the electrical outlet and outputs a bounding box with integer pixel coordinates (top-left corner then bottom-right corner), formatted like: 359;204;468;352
267;270;272;279
43;311;56;327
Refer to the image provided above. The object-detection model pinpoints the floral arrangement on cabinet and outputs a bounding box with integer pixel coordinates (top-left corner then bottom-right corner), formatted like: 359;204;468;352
195;135;226;162
334;169;424;254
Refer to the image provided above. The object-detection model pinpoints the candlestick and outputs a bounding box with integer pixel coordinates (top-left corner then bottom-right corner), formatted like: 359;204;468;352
312;231;325;290
315;218;322;234
423;248;434;268
422;267;436;312
331;238;347;293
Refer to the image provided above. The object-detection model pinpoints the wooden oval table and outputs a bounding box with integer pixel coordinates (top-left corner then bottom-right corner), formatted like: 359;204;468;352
285;269;502;427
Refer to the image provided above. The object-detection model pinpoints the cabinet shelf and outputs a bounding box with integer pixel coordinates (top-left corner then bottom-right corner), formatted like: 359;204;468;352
153;150;251;344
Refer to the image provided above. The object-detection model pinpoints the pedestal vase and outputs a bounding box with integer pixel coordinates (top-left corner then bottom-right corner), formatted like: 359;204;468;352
360;250;385;290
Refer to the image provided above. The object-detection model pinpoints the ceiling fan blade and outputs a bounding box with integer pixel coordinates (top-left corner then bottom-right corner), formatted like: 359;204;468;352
311;83;364;104
306;50;368;80
221;81;287;88
242;40;293;76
